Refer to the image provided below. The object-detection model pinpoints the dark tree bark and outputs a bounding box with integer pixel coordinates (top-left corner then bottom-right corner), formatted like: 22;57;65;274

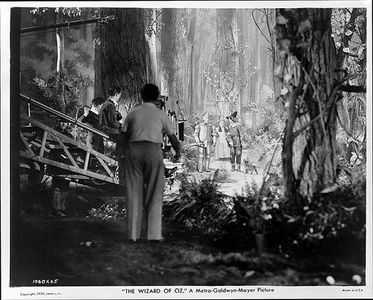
215;9;239;115
237;10;250;122
275;8;340;202
187;11;197;115
160;8;186;113
94;8;149;112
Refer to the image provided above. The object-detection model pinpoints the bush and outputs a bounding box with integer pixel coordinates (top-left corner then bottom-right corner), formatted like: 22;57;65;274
87;200;126;220
267;179;366;257
21;70;92;117
227;179;283;250
226;171;365;258
164;170;233;236
179;124;199;172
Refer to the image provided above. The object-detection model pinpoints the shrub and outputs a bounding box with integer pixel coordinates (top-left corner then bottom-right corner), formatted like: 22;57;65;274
87;201;126;221
267;178;366;257
21;70;92;117
228;169;366;258
300;182;365;251
164;170;233;236
179;124;200;172
232;180;282;236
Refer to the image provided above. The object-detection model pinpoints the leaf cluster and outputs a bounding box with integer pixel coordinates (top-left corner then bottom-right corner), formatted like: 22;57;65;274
21;70;92;117
165;170;233;236
88;202;126;221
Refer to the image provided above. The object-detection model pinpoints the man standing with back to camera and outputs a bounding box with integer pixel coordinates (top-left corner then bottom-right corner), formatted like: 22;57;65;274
121;83;181;242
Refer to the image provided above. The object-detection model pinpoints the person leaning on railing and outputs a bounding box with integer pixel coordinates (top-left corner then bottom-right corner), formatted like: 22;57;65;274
99;86;122;139
79;96;105;153
99;86;123;156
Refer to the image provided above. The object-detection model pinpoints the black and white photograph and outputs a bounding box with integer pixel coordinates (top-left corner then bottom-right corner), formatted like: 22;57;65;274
1;1;372;299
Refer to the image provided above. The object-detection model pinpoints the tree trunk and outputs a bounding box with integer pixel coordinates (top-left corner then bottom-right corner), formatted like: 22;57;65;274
145;8;159;86
238;10;249;124
160;8;186;113
187;10;197;115
55;11;66;113
215;9;239;115
95;8;148;113
275;8;339;202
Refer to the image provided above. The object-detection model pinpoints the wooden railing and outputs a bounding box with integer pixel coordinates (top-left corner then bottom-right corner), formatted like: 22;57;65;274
20;95;120;186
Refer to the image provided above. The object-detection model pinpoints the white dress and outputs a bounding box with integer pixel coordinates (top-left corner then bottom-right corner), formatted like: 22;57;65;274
215;127;230;159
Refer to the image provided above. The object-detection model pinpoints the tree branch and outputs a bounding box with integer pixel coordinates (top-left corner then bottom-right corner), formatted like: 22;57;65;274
340;85;366;93
336;110;361;144
252;9;271;45
292;114;321;140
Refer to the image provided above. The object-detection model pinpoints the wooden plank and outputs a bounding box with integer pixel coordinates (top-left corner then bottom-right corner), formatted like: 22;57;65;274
20;115;121;185
20;132;35;156
20;150;33;158
53;135;79;168
22;115;117;165
20;94;110;139
31;141;50;153
22;155;119;184
96;156;114;178
39;130;48;157
84;152;90;171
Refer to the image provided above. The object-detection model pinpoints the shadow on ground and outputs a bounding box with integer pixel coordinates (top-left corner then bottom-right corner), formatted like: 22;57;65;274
10;183;365;287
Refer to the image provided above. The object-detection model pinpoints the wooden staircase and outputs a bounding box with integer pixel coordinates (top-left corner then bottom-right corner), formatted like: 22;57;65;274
20;94;121;188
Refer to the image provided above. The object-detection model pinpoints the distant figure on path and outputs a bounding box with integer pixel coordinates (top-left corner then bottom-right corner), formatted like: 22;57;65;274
193;112;216;172
226;111;243;172
121;83;180;242
214;116;230;161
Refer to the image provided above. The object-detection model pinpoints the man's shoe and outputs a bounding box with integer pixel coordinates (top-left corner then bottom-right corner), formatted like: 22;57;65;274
129;239;139;244
147;238;164;244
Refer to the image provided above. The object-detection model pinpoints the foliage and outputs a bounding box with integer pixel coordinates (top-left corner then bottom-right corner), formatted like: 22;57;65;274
144;8;163;37
88;201;126;220
239;91;284;176
19;171;52;217
164;170;233;236
21;70;92;116
233;180;282;235
30;7;83;18
178;124;199;172
21;7;95;111
227;169;365;258
264;177;366;257
204;62;259;113
332;8;367;178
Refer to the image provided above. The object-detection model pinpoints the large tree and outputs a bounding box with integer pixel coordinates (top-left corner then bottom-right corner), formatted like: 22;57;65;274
94;8;149;113
208;9;240;116
275;8;343;202
160;8;186;113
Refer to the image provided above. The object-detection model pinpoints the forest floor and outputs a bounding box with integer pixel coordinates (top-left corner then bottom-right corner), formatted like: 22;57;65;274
11;154;365;287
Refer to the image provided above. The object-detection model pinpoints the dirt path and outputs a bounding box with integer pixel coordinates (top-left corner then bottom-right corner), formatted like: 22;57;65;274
165;152;263;199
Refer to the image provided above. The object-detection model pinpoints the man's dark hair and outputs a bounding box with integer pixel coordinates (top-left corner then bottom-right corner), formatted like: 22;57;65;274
92;97;105;107
140;83;160;102
108;86;121;97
